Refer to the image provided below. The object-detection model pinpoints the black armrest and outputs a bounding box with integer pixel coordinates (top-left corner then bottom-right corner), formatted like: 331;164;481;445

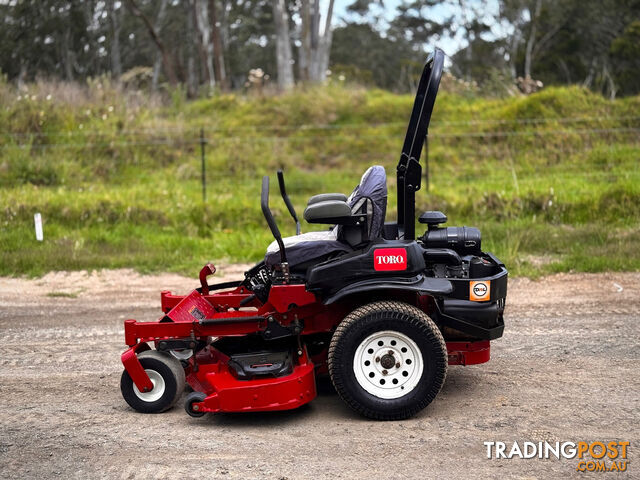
303;200;361;225
307;193;348;206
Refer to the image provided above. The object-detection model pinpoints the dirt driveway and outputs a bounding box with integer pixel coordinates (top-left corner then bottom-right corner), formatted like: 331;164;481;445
1;268;638;479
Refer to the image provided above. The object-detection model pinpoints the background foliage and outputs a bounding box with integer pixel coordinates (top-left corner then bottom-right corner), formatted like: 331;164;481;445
1;1;639;277
1;77;638;276
1;1;639;96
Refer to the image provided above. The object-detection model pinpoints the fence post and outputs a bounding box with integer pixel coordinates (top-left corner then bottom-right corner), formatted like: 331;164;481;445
200;128;207;203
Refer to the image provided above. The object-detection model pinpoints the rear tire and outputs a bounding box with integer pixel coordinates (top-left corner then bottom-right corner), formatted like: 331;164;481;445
328;301;447;420
120;350;186;413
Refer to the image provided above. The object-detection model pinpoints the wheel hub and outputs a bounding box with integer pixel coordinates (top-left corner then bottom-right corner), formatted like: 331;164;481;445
380;353;396;369
133;369;166;403
352;330;424;400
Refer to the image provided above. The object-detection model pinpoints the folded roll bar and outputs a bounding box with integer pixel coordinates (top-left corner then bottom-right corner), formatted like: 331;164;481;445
397;48;444;241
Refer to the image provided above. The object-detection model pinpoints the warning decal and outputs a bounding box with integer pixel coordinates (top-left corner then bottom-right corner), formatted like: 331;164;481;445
470;281;491;301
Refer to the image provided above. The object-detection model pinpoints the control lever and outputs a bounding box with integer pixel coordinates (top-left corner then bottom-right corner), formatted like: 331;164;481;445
277;169;301;235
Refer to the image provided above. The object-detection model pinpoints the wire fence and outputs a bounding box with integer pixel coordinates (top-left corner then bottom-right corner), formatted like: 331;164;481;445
2;114;640;138
2;116;639;201
2;127;639;148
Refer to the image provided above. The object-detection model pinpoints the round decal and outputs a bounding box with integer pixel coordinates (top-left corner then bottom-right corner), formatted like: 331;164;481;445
470;280;491;301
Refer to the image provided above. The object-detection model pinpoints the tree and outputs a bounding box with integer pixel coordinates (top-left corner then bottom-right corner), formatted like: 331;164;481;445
272;0;295;90
330;22;422;91
209;0;230;90
224;0;276;88
107;0;123;78
451;37;509;85
194;0;215;88
298;0;336;83
126;0;178;86
610;20;640;96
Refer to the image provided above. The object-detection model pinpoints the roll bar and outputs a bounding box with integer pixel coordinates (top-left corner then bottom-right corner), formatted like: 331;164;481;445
277;169;301;235
261;176;287;265
397;48;444;241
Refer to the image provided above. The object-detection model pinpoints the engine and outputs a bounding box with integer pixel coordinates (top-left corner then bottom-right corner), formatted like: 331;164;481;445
421;226;481;255
418;210;497;280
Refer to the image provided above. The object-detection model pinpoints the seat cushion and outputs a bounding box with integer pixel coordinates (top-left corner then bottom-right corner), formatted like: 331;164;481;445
264;166;386;268
264;230;352;268
339;165;387;240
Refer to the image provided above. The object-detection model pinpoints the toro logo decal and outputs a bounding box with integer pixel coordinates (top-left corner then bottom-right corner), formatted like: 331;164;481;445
374;248;407;271
470;281;491;301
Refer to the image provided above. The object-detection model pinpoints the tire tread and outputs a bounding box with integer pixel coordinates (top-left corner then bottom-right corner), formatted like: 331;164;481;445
328;301;447;420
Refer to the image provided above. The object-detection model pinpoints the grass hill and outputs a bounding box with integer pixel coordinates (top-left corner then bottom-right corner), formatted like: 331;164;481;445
1;78;639;277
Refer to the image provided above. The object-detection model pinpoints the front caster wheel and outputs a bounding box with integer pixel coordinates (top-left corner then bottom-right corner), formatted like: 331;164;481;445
185;391;207;417
328;301;447;420
120;350;186;413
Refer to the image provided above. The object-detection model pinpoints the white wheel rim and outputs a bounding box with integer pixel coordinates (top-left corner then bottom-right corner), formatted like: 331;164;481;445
133;369;166;403
353;330;424;399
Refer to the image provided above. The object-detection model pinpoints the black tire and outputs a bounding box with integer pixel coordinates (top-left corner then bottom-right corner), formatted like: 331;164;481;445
328;301;447;420
185;391;207;418
120;350;186;413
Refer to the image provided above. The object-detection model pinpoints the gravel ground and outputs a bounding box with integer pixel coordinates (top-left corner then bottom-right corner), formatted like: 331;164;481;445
0;268;638;479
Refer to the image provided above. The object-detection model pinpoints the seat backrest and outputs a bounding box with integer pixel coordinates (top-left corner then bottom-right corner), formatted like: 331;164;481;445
337;166;387;245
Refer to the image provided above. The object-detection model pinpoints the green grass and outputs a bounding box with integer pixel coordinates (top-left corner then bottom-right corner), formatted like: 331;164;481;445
1;79;639;277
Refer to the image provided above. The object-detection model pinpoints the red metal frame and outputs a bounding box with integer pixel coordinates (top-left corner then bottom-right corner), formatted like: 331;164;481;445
122;284;493;413
446;340;490;365
121;342;153;392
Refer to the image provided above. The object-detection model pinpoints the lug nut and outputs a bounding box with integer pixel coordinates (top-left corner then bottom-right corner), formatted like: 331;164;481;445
375;357;380;363
396;362;401;368
388;350;394;356
382;370;388;375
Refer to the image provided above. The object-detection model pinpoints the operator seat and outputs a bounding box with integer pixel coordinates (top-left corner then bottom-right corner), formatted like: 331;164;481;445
265;166;387;269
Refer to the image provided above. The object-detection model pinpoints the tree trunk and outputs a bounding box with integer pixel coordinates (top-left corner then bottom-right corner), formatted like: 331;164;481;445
318;0;335;80
194;0;215;88
299;0;312;81
298;0;334;83
582;57;597;88
602;61;617;100
272;0;295;90
151;0;169;90
62;27;74;81
17;62;27;90
127;0;177;86
108;0;122;79
310;0;321;80
184;0;198;97
209;0;229;91
524;0;542;79
508;32;520;79
457;0;473;81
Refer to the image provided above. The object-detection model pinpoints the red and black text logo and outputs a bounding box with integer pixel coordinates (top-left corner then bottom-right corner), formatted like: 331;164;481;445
373;248;408;271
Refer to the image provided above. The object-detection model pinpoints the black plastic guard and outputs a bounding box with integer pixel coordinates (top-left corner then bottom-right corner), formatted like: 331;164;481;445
323;275;453;305
435;299;505;340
